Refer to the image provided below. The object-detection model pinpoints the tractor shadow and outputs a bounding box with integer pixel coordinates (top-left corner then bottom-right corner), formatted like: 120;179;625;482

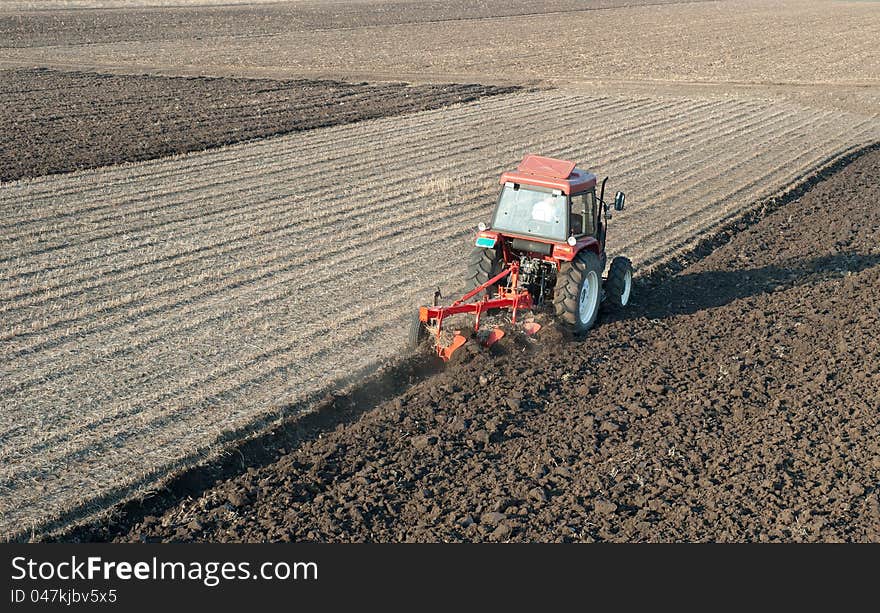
607;251;880;323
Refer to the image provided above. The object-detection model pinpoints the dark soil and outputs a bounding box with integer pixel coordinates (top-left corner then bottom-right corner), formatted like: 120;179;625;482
110;147;880;543
0;69;515;182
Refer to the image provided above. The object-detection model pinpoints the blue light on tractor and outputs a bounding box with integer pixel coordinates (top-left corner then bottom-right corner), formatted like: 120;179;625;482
475;236;496;248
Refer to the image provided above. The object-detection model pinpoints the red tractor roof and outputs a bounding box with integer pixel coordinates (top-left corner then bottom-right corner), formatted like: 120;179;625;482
499;154;597;195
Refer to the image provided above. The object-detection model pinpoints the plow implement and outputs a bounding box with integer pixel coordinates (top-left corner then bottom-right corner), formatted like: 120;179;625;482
415;261;540;361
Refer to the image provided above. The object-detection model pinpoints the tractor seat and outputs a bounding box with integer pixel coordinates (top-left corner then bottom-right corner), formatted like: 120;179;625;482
569;214;583;235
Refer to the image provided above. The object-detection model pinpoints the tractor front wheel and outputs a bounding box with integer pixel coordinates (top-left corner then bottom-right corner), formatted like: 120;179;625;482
465;245;502;298
606;256;633;307
553;250;603;333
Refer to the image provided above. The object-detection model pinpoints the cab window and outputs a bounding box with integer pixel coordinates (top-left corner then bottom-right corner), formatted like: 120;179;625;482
492;184;568;241
570;191;597;236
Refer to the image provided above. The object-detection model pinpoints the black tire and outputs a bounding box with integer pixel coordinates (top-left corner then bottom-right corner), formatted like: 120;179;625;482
553;250;603;333
465;245;503;298
606;256;633;307
408;312;428;350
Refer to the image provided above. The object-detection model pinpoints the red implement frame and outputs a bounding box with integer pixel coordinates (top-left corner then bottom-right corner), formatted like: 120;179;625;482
418;262;533;360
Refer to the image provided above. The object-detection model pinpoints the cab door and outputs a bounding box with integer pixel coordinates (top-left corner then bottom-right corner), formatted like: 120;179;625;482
570;190;598;238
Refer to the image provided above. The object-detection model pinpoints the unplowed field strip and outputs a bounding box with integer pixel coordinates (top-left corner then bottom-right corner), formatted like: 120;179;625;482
3;0;876;116
2;89;879;538
0;1;711;47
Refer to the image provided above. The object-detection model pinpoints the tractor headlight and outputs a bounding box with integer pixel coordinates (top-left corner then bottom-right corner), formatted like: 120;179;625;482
478;222;489;231
567;236;577;246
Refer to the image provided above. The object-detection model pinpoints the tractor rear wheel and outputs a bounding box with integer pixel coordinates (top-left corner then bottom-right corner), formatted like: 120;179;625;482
553;250;603;333
606;256;633;307
465;246;502;298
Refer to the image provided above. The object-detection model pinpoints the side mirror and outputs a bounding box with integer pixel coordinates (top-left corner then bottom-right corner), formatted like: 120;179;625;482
614;191;626;211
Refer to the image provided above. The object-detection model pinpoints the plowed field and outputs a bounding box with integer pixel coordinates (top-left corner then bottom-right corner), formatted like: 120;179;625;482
3;89;879;539
2;0;879;542
0;69;513;181
118;145;880;543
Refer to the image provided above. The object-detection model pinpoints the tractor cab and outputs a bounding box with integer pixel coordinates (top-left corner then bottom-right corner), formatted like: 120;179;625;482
491;155;601;247
477;154;624;263
491;180;602;246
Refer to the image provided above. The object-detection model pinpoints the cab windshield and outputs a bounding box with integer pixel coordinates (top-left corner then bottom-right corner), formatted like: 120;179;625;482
492;184;567;241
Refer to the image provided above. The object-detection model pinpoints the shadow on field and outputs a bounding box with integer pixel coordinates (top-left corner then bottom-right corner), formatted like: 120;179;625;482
614;252;880;322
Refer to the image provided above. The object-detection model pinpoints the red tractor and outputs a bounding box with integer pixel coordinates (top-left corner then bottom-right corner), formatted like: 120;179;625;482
412;154;632;360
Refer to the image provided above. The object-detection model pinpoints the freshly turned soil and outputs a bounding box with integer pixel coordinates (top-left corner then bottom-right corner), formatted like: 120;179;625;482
0;69;515;182
117;147;880;543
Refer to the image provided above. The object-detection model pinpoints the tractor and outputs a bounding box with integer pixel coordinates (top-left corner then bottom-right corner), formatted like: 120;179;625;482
412;154;632;360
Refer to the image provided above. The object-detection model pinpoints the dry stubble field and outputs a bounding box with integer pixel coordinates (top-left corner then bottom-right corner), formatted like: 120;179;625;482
2;1;877;116
1;0;879;540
